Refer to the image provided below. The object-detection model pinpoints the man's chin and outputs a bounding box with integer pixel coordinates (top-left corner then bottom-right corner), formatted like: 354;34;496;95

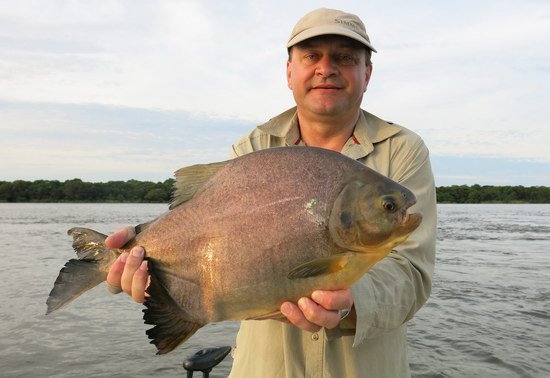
299;98;343;113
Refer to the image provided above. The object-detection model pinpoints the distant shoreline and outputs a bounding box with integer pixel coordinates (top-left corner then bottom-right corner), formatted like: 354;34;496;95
1;180;549;204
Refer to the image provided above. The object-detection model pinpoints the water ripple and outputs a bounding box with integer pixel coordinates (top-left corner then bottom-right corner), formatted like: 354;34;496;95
1;203;549;377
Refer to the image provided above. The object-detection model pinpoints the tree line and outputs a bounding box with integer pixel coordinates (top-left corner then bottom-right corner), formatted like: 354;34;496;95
0;179;175;203
436;184;550;203
0;180;549;203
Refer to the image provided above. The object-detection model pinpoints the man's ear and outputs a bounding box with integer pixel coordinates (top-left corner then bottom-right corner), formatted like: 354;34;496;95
363;64;373;92
286;60;293;90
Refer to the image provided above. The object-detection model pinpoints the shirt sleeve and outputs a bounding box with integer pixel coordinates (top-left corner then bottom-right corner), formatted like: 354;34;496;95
351;135;437;346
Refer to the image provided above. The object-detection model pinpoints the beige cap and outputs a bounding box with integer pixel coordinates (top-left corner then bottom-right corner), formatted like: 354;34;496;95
287;8;377;53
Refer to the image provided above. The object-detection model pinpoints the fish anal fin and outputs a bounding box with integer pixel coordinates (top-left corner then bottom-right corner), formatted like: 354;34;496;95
170;161;228;209
247;310;286;321
287;253;357;280
143;268;202;354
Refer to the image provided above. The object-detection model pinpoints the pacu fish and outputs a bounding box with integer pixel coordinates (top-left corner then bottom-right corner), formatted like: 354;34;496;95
46;146;422;354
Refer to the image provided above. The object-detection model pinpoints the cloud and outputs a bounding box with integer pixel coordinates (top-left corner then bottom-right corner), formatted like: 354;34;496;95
0;1;549;183
431;155;550;186
364;1;550;163
0;1;295;118
0;101;254;181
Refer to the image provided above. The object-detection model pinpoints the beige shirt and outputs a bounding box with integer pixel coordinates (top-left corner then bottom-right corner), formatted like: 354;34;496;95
229;107;437;378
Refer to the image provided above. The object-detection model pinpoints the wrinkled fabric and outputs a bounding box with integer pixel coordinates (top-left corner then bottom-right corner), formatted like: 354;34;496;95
228;107;437;378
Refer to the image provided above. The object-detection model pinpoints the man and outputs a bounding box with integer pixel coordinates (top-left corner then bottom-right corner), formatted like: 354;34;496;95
106;8;437;377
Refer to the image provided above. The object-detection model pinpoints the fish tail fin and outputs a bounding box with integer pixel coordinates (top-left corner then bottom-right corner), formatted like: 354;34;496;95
143;267;202;354
46;227;113;314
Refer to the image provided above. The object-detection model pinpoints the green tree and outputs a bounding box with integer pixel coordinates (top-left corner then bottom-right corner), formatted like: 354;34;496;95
144;188;168;202
0;181;13;202
10;180;32;202
63;179;97;201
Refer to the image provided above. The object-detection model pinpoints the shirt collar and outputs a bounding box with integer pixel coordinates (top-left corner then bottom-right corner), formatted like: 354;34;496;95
257;107;401;159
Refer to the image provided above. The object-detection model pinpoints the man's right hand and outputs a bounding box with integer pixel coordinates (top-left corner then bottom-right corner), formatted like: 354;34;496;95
105;226;150;303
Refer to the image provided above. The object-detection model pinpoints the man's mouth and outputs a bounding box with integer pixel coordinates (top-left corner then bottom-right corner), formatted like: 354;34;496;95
312;84;342;91
313;84;341;90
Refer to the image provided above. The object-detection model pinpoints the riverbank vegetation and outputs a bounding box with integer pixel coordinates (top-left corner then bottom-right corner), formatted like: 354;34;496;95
0;180;549;203
0;179;174;203
435;184;550;203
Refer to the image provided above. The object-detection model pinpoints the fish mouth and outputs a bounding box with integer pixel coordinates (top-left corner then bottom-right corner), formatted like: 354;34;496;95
398;189;420;231
365;210;422;255
400;211;422;232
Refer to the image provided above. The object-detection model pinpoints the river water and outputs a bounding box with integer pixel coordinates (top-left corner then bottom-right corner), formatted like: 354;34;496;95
0;203;548;377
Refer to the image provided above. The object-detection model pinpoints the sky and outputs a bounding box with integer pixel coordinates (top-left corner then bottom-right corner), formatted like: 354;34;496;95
1;0;549;186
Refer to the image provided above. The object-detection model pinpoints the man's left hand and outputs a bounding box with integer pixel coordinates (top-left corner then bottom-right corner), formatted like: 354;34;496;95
280;288;354;332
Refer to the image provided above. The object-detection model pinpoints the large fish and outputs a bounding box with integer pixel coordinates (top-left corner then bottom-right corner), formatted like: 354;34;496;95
46;146;422;354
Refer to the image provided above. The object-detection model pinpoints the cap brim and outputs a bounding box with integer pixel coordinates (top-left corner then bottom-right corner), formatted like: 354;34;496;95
287;25;377;53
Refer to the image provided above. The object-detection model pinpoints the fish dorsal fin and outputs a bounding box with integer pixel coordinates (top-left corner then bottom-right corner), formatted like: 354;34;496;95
170;161;228;209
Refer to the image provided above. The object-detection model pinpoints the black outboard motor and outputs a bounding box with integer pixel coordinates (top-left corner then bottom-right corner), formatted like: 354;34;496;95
183;346;232;378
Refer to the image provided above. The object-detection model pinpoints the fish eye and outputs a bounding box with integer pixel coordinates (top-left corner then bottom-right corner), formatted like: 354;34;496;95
381;196;397;212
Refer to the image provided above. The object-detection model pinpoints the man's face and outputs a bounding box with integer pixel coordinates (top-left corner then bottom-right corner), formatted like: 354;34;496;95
287;35;372;119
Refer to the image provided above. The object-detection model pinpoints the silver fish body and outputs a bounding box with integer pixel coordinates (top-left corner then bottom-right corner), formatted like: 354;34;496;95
46;146;422;354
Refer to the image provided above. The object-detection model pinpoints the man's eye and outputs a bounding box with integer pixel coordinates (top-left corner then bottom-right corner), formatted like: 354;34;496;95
337;55;356;65
302;54;319;64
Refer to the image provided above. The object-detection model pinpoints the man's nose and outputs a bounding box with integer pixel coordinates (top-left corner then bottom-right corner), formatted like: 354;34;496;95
315;55;338;77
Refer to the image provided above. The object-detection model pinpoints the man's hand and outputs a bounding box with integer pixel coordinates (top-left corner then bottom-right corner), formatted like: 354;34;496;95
105;226;150;303
280;289;354;332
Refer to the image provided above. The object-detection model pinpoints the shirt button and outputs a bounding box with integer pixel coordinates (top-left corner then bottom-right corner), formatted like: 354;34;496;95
311;333;319;341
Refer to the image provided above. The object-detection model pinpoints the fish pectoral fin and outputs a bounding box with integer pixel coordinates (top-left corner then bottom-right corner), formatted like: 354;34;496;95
143;268;202;355
246;310;286;321
287;252;357;279
170;160;229;209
